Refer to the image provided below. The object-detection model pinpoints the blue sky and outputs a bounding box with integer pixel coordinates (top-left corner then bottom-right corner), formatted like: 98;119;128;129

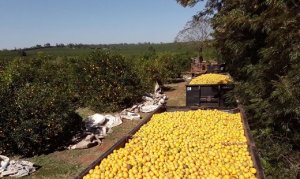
0;0;204;49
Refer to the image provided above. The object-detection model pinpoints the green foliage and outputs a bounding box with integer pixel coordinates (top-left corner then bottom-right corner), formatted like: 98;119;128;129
0;58;83;156
156;52;191;81
212;2;300;176
130;52;191;89
0;45;195;157
0;42;197;59
177;0;300;177
143;46;157;60
0;50;148;156
74;50;145;112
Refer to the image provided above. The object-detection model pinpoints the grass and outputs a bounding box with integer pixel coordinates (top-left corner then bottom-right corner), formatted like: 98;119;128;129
164;81;187;107
23;154;82;179
18;111;141;179
75;107;96;120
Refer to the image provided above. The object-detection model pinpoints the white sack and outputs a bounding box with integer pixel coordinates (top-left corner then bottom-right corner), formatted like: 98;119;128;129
140;105;160;113
121;112;141;120
104;115;122;128
142;96;154;102
0;155;9;173
85;113;106;129
0;156;35;178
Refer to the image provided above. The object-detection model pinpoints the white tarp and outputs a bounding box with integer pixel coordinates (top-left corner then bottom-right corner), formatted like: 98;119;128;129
68;134;102;150
0;155;36;178
104;115;122;128
140;105;160;113
69;81;167;149
121;93;167;114
85;114;122;129
85;113;106;129
0;155;9;173
68;114;122;150
120;112;141;120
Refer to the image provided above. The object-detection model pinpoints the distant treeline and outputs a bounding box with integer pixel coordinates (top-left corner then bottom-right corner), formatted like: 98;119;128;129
0;41;219;60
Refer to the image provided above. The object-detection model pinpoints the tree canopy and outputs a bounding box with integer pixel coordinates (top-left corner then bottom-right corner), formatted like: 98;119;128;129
176;0;300;177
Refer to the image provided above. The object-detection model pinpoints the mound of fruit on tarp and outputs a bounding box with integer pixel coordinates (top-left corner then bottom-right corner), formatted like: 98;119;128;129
84;110;257;179
190;74;232;85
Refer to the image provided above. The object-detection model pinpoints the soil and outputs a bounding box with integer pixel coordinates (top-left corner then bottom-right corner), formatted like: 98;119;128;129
164;81;186;106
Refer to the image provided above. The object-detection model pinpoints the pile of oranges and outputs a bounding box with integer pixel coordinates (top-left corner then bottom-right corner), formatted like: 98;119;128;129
83;109;257;179
190;74;232;85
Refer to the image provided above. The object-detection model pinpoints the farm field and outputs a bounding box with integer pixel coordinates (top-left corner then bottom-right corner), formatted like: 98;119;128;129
0;42;218;59
0;0;299;178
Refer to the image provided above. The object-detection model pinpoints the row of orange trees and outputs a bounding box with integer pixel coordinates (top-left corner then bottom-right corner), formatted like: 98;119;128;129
0;50;191;156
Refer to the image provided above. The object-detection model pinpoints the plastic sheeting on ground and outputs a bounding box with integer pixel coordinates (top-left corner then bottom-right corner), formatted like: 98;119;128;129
0;155;36;178
68;114;122;150
120;112;141;120
85;114;122;130
68;133;102;150
140;105;160;113
69;81;167;149
104;115;122;128
121;80;167;114
121;93;167;114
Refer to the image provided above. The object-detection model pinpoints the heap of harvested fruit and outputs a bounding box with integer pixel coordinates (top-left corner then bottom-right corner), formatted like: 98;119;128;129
190;73;232;85
84;109;257;179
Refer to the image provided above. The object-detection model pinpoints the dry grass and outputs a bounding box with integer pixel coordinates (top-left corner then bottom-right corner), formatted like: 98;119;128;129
164;81;187;106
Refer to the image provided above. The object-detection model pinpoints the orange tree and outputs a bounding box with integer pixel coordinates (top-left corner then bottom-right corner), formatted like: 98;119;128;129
131;52;190;89
0;50;146;156
0;57;82;156
73;50;145;112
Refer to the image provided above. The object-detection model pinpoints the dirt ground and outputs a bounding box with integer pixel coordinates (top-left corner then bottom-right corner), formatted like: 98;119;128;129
23;118;141;179
164;81;187;106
